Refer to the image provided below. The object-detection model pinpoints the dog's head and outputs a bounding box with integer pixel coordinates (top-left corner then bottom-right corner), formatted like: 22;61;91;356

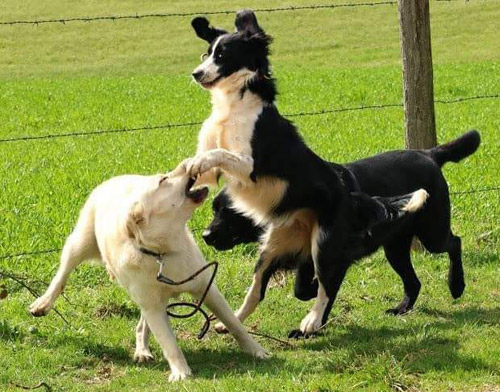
203;189;263;250
126;169;209;249
191;10;272;92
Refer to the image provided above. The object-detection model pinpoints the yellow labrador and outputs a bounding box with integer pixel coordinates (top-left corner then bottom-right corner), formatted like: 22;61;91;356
29;160;268;381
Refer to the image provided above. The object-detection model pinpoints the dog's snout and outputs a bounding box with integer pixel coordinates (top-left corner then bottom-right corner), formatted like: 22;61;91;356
202;229;214;242
192;70;204;81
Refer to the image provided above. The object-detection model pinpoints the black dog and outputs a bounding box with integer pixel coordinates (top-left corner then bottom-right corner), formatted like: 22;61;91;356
188;10;481;337
203;189;264;250
205;126;479;314
205;188;431;304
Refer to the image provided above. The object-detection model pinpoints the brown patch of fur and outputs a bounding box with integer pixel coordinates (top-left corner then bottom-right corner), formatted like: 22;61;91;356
260;209;317;263
228;176;289;225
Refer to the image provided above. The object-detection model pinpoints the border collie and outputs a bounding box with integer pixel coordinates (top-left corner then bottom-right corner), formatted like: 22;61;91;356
188;10;480;337
29;160;268;381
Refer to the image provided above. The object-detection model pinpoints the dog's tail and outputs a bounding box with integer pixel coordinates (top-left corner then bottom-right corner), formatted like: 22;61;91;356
429;130;480;168
353;189;429;229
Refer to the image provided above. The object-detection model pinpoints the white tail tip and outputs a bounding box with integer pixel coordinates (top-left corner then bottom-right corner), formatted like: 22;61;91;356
402;189;429;213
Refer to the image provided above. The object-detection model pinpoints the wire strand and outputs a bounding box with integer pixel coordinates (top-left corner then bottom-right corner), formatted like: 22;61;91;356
0;2;398;26
0;184;497;262
1;94;498;144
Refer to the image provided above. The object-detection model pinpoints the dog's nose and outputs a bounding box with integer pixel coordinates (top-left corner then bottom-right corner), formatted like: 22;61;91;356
202;229;215;244
192;70;204;81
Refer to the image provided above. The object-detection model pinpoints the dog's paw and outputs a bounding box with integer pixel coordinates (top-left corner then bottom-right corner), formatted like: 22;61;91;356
187;150;223;177
385;295;414;316
133;350;154;363
385;305;412;316
288;329;312;339
242;340;270;360
449;275;465;299
253;348;271;360
214;322;229;334
29;296;53;317
299;309;323;336
168;366;192;382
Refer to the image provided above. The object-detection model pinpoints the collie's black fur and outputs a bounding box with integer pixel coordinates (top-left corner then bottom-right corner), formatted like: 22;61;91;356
190;10;481;337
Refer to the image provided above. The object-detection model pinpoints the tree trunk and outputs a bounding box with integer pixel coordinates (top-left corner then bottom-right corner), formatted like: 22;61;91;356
398;0;437;149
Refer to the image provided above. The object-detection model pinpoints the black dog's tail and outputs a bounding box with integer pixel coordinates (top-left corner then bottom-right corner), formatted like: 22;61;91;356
429;130;481;167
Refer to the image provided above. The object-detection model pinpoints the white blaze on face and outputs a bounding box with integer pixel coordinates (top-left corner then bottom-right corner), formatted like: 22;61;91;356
193;36;223;83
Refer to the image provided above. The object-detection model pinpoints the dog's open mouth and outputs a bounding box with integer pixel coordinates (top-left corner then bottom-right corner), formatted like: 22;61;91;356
185;177;209;203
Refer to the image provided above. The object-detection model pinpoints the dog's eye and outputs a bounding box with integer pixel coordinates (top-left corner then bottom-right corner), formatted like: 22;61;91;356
217;52;224;59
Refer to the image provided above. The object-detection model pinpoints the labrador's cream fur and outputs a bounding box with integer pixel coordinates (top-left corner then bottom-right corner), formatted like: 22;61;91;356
29;162;268;382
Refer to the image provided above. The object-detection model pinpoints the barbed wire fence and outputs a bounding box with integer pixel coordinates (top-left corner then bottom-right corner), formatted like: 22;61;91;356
0;94;498;144
0;2;401;26
1;1;498;286
0;0;470;26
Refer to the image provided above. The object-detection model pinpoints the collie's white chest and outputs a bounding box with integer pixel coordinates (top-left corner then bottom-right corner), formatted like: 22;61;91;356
197;90;264;156
196;89;289;224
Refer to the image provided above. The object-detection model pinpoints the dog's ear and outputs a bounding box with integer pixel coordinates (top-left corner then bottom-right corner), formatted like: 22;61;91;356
191;17;227;43
235;9;272;64
235;9;263;35
126;202;145;240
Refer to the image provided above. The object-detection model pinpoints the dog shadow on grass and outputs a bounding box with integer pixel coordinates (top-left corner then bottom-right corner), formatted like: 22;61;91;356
153;305;500;379
42;329;286;378
11;306;497;380
295;305;500;375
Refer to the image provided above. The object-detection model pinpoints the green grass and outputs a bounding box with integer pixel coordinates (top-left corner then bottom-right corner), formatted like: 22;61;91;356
1;1;499;391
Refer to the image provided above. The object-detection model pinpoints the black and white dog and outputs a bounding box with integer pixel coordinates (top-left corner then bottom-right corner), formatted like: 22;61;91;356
187;10;480;337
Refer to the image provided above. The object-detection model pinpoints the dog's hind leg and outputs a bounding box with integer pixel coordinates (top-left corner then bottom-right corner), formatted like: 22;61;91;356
214;251;280;334
140;306;192;382
291;264;349;338
447;233;465;299
133;314;154;363
290;224;351;338
215;223;309;333
30;203;100;317
201;285;269;359
383;234;421;315
419;231;465;300
416;185;465;299
294;257;318;301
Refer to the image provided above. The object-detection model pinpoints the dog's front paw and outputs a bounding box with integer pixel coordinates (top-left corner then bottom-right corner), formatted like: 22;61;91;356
29;295;54;317
288;329;311;339
249;345;271;360
133;349;154;363
187;150;223;177
168;366;192;382
214;321;229;334
299;309;323;337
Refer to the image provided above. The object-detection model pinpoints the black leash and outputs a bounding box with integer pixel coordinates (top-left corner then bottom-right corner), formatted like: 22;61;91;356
139;247;218;339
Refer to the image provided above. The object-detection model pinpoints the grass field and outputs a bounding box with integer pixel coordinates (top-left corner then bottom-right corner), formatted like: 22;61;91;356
1;1;499;391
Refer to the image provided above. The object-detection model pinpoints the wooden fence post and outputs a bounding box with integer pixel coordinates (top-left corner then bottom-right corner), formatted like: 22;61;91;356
398;0;437;149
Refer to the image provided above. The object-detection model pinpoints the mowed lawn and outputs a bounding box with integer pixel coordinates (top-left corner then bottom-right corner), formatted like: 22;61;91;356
1;0;499;391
